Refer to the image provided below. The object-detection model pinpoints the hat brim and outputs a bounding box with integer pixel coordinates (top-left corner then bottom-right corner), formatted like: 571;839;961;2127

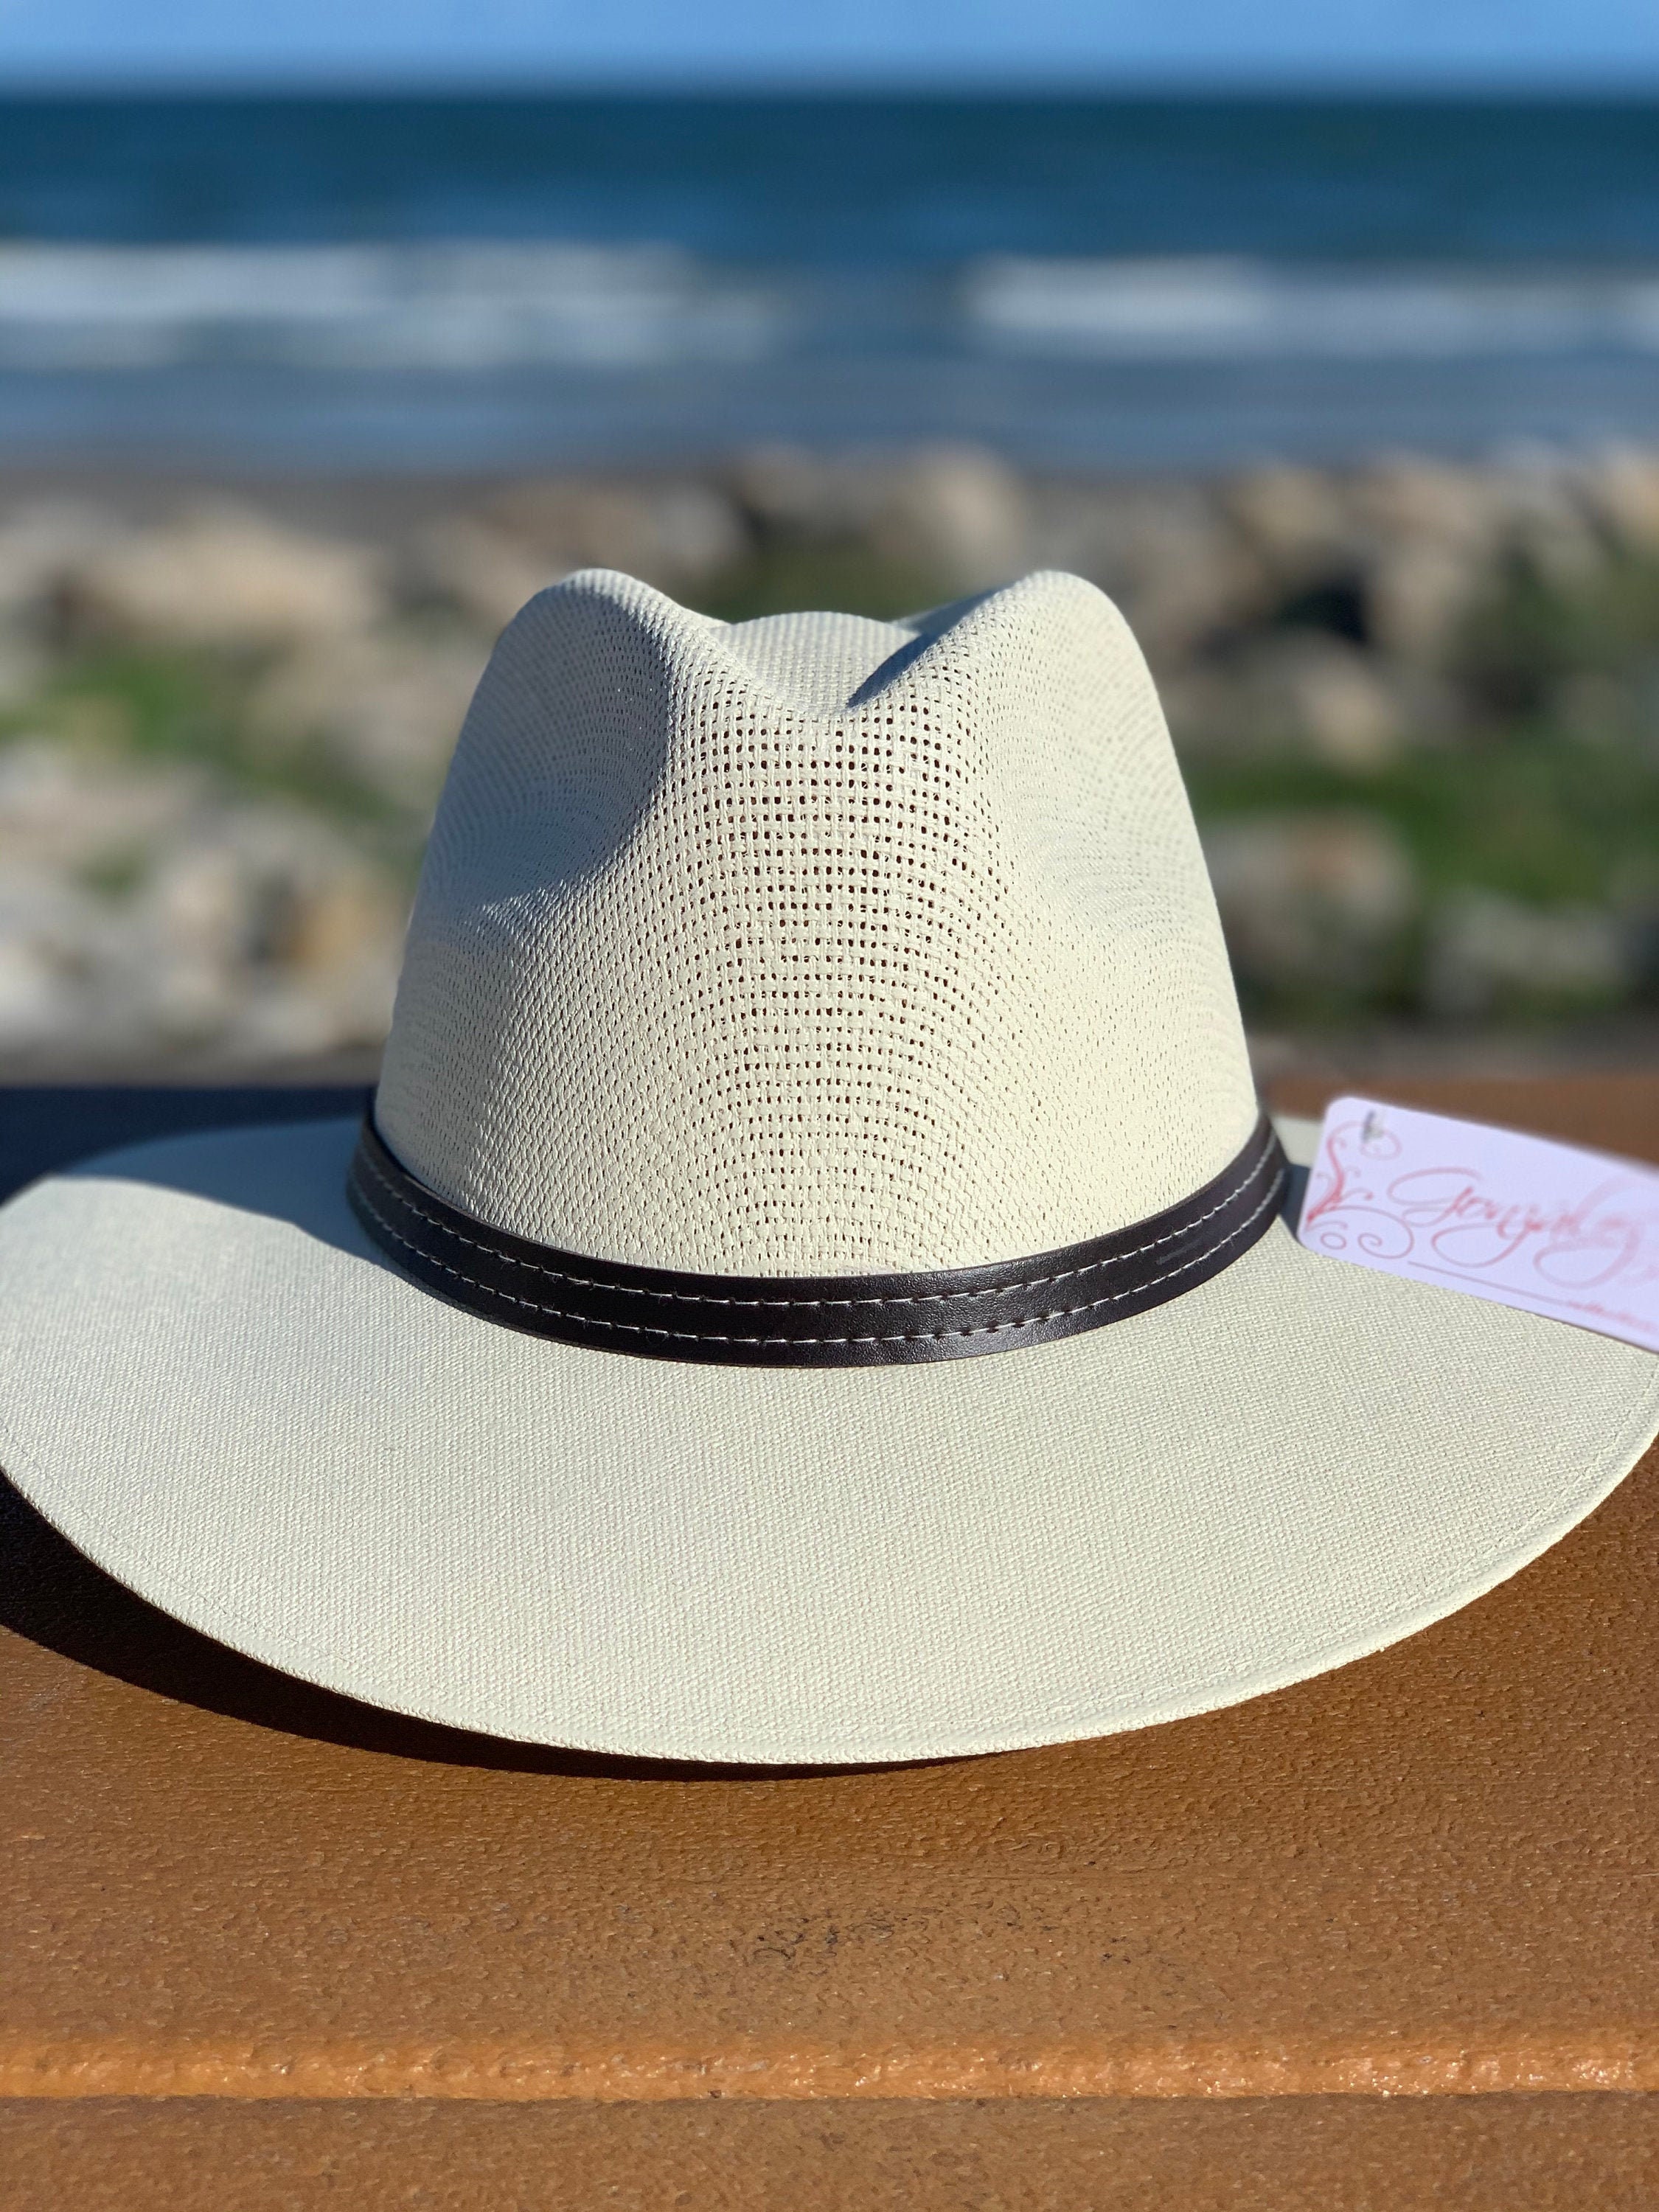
1;1112;1655;1764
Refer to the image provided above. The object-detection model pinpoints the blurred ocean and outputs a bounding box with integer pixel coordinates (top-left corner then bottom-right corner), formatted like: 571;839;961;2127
3;93;1659;470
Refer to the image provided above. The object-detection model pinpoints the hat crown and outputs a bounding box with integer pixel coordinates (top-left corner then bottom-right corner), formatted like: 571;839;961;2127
375;568;1255;1274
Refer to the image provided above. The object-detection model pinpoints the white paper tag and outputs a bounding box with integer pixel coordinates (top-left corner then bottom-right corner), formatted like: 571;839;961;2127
1297;1095;1659;1354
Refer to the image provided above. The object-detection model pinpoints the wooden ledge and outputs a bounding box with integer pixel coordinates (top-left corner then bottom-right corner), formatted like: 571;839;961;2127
3;2030;1655;2103
1;1078;1655;2206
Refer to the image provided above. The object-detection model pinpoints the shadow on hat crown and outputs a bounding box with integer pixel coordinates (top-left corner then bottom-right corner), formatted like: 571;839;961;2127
374;568;1258;1280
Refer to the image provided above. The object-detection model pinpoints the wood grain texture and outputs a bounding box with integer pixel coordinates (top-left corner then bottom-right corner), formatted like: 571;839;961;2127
0;1078;1655;2140
4;2096;1658;2212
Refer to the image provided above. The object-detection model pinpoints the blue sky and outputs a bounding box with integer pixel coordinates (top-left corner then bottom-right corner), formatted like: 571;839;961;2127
1;0;1658;89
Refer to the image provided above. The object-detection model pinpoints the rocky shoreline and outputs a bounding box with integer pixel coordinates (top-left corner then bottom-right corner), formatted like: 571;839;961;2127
2;444;1658;1071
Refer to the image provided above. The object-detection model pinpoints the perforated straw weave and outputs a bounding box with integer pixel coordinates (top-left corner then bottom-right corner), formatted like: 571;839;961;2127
3;565;1658;1763
375;570;1260;1276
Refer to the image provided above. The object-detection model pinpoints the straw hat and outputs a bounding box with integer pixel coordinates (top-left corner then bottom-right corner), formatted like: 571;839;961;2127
1;570;1654;1763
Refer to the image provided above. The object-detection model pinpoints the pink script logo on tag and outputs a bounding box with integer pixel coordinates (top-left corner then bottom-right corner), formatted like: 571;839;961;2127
1297;1096;1659;1354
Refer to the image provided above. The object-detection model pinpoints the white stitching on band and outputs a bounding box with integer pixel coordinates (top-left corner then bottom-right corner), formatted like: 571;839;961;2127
349;1152;1287;1349
352;1117;1279;1314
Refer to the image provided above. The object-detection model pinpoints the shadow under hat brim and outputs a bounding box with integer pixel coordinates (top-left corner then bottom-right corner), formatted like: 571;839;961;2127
1;1113;1655;1766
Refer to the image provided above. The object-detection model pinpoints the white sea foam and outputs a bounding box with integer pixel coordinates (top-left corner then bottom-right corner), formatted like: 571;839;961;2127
964;257;1659;360
5;242;1659;379
0;242;787;371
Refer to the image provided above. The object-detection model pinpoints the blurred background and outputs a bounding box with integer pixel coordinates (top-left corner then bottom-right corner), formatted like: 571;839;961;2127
2;1;1659;1079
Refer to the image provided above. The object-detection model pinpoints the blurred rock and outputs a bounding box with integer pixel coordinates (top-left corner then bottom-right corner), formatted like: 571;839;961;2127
866;447;1029;589
1365;541;1489;662
1349;459;1498;659
1352;456;1493;549
2;443;1658;1064
0;499;128;622
0;866;119;1051
1244;636;1408;769
129;810;404;1047
1580;446;1659;554
407;517;559;634
489;477;745;582
1485;459;1602;585
60;504;389;649
1038;481;1262;659
413;479;745;631
1154;664;1239;757
0;735;201;867
0;737;404;1058
248;630;486;809
1425;891;1627;1018
728;446;867;538
1222;463;1357;585
1203;811;1416;993
0;925;72;1046
733;445;1027;593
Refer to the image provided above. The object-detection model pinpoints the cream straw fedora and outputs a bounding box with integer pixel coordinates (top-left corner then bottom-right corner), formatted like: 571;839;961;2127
1;570;1655;1764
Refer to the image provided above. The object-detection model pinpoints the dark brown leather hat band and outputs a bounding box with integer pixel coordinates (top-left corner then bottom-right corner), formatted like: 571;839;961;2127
347;1110;1288;1368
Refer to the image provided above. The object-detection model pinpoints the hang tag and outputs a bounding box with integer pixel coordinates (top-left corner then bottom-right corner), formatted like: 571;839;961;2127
1297;1095;1659;1354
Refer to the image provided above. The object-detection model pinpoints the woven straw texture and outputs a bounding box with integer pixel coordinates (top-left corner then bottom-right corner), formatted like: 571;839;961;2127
375;571;1259;1273
1;571;1656;1761
1;1112;1655;1761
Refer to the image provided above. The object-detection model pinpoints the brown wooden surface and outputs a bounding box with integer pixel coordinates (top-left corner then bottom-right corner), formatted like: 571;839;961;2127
4;2096;1658;2212
2;1075;1656;2204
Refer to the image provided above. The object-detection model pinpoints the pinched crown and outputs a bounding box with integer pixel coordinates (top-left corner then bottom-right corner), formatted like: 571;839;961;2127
375;568;1256;1274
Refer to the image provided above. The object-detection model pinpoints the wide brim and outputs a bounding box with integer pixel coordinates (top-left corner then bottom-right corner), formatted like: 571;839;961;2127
1;1113;1655;1764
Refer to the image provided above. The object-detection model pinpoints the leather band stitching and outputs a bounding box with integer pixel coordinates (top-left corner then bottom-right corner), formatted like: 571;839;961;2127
349;1135;1287;1348
352;1116;1280;1312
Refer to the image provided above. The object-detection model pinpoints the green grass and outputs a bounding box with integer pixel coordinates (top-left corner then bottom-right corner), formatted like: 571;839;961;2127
1451;551;1659;720
0;644;424;879
1184;726;1659;910
1181;547;1659;1018
42;648;397;821
686;543;950;625
4;543;1658;1028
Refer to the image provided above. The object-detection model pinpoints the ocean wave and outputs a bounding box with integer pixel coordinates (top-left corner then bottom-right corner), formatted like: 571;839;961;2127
964;258;1659;360
5;240;1659;383
0;242;787;370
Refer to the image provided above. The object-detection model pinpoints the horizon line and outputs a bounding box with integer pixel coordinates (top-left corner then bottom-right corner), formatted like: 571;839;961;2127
3;72;1659;102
